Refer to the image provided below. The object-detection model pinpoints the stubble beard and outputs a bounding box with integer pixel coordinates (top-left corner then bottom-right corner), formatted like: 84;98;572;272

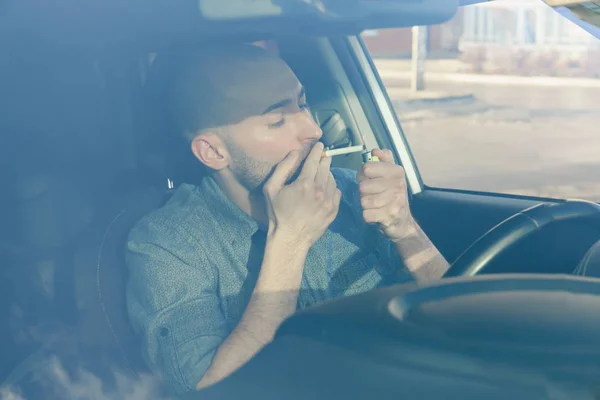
228;140;317;193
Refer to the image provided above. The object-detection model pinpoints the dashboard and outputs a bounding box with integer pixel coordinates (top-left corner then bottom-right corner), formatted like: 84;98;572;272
193;274;600;400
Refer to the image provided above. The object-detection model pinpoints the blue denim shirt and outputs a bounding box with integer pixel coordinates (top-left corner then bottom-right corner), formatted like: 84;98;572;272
125;167;413;394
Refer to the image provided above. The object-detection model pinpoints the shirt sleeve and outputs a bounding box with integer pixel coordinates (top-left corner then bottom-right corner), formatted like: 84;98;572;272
332;167;413;286
125;214;228;394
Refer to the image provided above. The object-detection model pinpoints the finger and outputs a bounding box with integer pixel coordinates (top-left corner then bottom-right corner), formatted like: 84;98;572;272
263;150;300;196
360;191;399;211
371;148;395;163
363;207;403;227
363;208;402;228
315;155;332;187
356;162;376;183
363;200;408;225
298;142;325;181
361;162;405;180
359;178;400;196
325;171;337;199
362;208;387;225
356;166;366;183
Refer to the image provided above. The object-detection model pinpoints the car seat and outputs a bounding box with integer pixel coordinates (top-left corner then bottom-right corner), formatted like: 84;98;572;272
71;52;177;382
74;186;171;380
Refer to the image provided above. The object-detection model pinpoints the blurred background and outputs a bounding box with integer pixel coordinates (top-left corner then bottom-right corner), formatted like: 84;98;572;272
362;0;600;201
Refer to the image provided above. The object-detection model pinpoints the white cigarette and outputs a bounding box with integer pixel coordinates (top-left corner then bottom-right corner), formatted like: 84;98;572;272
323;145;365;157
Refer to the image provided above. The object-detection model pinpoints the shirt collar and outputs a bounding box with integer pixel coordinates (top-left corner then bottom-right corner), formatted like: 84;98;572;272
198;176;261;237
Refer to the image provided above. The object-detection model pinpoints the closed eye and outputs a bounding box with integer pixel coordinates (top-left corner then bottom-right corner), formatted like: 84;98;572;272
268;117;286;128
267;90;309;129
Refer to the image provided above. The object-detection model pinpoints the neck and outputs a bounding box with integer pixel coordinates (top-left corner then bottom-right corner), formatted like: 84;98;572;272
212;172;269;227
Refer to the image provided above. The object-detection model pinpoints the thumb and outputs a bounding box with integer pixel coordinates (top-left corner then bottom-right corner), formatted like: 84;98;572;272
263;150;300;197
371;148;394;163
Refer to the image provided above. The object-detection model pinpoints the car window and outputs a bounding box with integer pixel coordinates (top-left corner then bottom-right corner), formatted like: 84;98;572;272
361;0;600;201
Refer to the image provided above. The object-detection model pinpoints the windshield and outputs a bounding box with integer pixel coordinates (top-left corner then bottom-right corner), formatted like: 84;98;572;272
1;1;600;399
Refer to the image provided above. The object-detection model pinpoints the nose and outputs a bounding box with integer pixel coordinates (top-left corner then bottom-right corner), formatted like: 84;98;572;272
294;111;322;142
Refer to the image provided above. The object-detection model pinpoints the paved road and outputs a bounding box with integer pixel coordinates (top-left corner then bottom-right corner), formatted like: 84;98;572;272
386;80;600;201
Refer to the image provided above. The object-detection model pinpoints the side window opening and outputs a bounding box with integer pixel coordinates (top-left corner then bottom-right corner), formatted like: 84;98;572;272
362;0;600;201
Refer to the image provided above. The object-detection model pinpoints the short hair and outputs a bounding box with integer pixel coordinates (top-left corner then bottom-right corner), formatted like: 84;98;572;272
138;43;280;183
147;43;281;142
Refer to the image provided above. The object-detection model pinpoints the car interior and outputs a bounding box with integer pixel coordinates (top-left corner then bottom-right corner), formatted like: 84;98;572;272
0;31;411;394
2;0;600;398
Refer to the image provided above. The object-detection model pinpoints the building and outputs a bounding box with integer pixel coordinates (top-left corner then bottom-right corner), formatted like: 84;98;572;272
460;0;598;55
361;10;465;58
362;0;598;59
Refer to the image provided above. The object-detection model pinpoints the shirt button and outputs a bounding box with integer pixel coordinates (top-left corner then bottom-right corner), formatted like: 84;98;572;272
160;327;169;337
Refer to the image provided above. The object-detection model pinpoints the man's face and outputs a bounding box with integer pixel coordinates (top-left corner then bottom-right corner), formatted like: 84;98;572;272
181;45;323;191
220;79;323;191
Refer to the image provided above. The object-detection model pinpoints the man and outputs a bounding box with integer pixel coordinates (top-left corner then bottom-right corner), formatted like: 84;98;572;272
125;43;450;395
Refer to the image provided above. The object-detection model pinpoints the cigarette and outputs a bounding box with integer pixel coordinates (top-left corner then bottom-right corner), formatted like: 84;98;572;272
323;145;365;157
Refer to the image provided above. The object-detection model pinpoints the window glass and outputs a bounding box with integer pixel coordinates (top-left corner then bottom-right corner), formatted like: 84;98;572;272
362;0;600;201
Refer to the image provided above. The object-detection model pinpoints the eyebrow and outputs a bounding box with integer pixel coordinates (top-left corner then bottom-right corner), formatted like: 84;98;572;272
261;86;306;115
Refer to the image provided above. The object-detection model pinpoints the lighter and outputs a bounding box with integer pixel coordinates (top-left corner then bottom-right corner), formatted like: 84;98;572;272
361;150;380;163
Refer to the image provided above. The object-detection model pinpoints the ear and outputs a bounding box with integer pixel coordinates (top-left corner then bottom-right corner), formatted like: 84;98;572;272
191;133;230;171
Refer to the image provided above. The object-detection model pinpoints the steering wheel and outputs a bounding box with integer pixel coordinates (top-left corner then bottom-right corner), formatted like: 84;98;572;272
443;200;600;278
